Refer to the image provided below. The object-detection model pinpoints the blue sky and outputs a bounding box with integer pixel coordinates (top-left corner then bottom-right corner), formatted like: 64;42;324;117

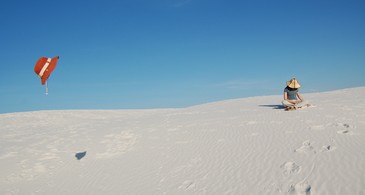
1;0;364;113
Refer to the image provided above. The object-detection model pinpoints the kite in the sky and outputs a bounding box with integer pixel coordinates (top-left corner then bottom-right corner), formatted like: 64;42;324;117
34;56;60;95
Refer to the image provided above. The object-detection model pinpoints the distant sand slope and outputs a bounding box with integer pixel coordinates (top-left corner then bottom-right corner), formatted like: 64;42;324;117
1;87;364;194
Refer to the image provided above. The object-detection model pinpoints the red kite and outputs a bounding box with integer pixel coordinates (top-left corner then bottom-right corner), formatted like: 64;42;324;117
34;56;59;94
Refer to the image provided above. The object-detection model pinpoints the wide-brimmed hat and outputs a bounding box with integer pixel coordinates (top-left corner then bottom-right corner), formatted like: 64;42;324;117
286;78;301;88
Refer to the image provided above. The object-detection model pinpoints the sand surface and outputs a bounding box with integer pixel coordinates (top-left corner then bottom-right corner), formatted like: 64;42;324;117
1;87;364;194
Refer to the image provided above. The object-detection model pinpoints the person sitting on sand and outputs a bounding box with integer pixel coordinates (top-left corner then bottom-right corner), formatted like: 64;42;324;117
282;78;307;110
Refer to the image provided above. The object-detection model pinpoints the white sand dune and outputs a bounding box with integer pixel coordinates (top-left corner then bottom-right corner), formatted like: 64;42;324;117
1;87;365;195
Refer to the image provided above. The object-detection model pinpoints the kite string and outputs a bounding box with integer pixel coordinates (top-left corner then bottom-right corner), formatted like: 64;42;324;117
46;81;48;95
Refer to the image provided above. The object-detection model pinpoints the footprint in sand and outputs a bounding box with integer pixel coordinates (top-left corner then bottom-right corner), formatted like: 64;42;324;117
332;122;354;135
337;130;351;135
281;161;301;176
319;145;336;152
289;182;311;195
337;123;351;128
336;123;353;132
294;141;315;154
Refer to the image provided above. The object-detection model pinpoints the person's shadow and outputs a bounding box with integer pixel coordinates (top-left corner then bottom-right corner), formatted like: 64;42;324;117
259;105;285;110
75;151;87;160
